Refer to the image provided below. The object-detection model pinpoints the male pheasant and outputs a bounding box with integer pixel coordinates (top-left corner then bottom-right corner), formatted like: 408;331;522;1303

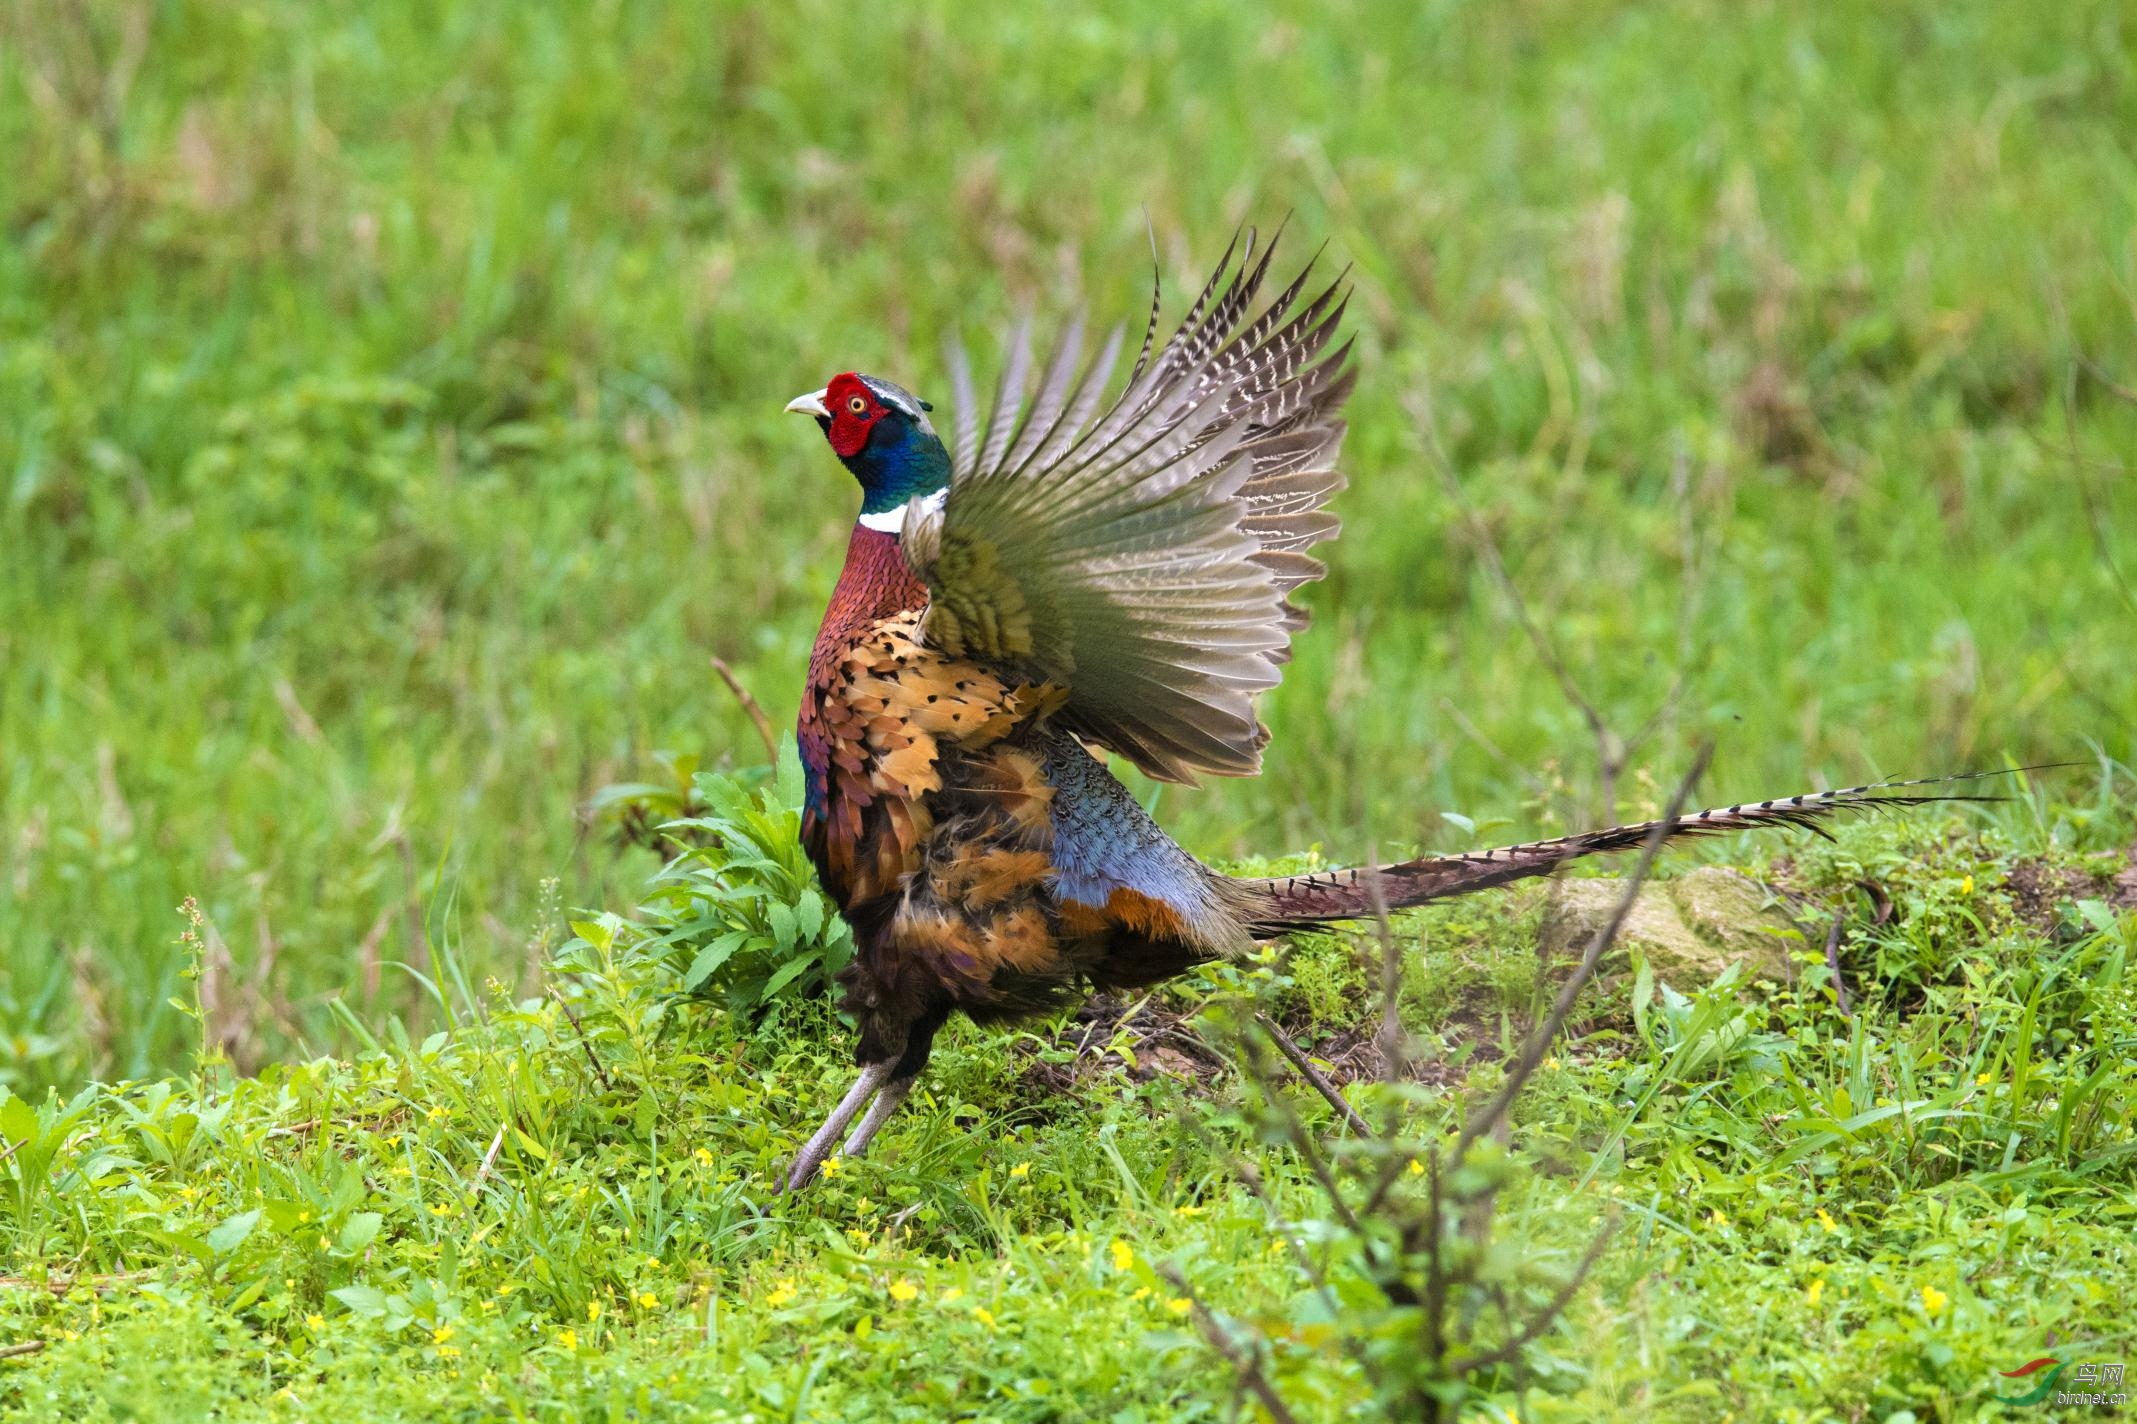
777;230;1977;1190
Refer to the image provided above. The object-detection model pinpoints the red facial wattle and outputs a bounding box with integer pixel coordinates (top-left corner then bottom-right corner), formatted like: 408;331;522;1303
822;372;884;459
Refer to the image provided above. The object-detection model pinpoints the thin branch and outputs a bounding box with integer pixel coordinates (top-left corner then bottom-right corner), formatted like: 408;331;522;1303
1157;1267;1304;1424
1453;742;1713;1162
472;1124;508;1191
0;1340;45;1360
549;989;613;1093
1413;393;1621;816
1821;910;1852;1017
1254;1014;1373;1138
1365;854;1408;1087
710;656;781;765
1445;1213;1617;1375
1437;697;1552;798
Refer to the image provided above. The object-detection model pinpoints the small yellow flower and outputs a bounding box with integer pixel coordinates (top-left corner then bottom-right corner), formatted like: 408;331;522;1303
1921;1284;1948;1316
428;1203;453;1217
557;1328;578;1350
888;1279;918;1303
1975;1072;1993;1086
766;1282;797;1309
318;1236;331;1250
1109;1240;1134;1271
1817;1208;1839;1234
1543;1056;1561;1070
637;1292;659;1309
693;1147;714;1166
305;1313;325;1331
1008;1162;1030;1179
1407;1159;1424;1176
587;1301;601;1323
1708;1208;1729;1229
939;1287;964;1305
1131;1286;1151;1302
1175;1204;1203;1217
496;1281;516;1297
1805;1279;1825;1307
432;1325;454;1345
819;1156;842;1179
645;1255;662;1270
1959;875;1974;896
972;1306;997;1328
1166;1297;1192;1316
426;1105;448;1123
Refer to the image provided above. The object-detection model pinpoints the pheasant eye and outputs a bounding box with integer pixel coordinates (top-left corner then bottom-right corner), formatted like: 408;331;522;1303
846;395;870;416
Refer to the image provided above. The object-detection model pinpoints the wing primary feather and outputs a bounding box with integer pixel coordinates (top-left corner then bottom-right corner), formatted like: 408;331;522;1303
917;233;1358;783
977;316;1035;477
946;340;980;480
1003;316;1086;477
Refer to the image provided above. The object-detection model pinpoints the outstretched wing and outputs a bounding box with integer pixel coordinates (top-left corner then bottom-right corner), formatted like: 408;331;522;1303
899;229;1356;783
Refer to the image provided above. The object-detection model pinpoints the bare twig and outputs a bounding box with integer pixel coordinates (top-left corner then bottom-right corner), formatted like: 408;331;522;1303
1407;392;1705;822
1445;1213;1617;1374
1437;697;1553;798
1157;1267;1304;1424
0;1340;45;1360
711;656;781;765
1365;855;1407;1087
549;989;613;1093
1416;399;1622;816
1254;1015;1373;1138
1821;910;1852;1017
472;1124;508;1190
1454;742;1713;1162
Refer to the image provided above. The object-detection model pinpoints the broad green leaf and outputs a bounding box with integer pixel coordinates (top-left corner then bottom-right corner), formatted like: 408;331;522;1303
760;951;818;1000
0;1093;34;1146
684;930;751;989
206;1208;262;1255
331;1284;391;1318
338;1212;383;1253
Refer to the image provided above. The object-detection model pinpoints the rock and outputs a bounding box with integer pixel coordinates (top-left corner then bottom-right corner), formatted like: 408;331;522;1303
1535;867;1799;988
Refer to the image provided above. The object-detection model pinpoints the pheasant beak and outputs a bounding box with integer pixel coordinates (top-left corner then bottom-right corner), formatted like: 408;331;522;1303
784;388;830;419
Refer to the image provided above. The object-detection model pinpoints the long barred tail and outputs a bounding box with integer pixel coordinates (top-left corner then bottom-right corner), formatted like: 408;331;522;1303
1231;771;2015;931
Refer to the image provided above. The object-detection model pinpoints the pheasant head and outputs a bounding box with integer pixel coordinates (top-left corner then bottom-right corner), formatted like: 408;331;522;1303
786;372;948;526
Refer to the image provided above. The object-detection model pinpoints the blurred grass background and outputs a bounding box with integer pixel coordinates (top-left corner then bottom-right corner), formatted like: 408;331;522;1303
2;0;2133;1083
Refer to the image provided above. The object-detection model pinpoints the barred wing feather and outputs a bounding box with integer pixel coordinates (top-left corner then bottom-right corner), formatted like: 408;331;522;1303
900;230;1355;783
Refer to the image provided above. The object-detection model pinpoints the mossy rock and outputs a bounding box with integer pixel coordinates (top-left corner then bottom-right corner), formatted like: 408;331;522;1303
1534;867;1802;988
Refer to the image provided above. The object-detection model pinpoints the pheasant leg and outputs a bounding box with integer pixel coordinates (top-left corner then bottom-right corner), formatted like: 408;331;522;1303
780;1061;890;1192
840;1075;914;1158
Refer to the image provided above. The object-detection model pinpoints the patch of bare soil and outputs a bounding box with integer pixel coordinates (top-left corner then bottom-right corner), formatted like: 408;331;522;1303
1011;994;1226;1102
2113;849;2137;910
2002;847;2137;932
1269;999;1507;1091
1009;987;1515;1103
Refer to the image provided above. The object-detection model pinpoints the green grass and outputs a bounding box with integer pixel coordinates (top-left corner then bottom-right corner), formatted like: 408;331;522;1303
1;815;2133;1420
3;0;2137;1417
